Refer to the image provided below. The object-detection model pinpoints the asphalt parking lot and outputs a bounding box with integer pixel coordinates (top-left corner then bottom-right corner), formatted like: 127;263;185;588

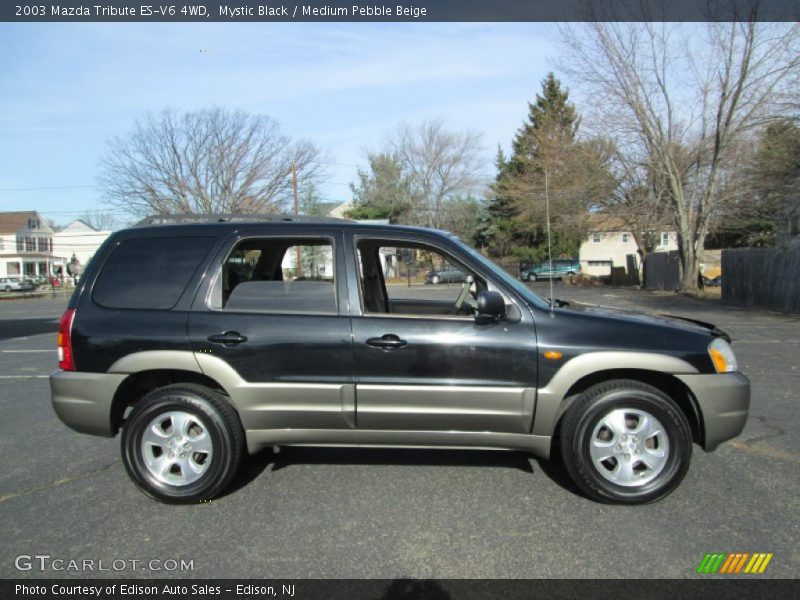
0;284;798;579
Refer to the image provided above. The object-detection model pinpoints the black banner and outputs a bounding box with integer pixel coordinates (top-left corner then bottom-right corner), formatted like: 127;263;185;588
3;579;800;600
2;0;799;23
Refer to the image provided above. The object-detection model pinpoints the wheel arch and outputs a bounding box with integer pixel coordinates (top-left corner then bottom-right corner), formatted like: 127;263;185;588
550;368;704;447
110;369;231;435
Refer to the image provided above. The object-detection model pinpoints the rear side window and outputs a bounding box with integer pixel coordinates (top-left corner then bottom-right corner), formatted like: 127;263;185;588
93;236;214;310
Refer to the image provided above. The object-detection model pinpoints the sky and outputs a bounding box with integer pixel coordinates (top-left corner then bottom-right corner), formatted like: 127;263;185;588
0;22;557;227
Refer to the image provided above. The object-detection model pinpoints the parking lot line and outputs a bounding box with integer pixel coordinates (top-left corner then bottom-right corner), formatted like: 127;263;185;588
0;349;57;353
0;375;49;379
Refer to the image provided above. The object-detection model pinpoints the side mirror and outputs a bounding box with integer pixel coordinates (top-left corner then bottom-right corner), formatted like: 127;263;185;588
475;290;506;324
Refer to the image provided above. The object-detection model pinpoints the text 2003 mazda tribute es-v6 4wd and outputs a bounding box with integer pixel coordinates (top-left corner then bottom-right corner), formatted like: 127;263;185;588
50;215;750;504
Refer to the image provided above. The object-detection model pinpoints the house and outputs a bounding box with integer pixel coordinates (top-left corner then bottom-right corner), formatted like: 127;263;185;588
0;211;64;279
579;215;678;278
52;219;112;270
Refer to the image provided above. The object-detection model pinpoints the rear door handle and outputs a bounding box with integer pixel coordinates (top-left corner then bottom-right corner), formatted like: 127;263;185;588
207;331;248;346
366;334;407;350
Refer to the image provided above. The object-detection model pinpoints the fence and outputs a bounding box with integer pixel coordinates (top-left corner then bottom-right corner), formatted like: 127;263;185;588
644;251;681;290
722;246;800;313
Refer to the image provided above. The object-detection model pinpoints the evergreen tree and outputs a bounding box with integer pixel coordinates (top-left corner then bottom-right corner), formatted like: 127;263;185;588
485;72;604;261
346;152;413;223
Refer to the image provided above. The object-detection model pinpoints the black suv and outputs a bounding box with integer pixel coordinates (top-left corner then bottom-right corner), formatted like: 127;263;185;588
51;215;750;504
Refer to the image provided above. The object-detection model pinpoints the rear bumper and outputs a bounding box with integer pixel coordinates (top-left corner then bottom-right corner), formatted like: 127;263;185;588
676;372;750;451
50;370;127;437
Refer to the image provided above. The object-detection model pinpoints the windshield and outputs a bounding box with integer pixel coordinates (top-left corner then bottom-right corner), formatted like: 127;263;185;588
450;236;550;310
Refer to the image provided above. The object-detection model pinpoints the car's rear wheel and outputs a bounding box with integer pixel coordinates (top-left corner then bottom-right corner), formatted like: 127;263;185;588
529;273;538;282
559;379;692;504
121;383;244;503
431;275;441;284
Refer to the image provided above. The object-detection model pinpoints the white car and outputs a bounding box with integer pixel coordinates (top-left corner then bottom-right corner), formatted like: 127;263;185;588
0;277;35;292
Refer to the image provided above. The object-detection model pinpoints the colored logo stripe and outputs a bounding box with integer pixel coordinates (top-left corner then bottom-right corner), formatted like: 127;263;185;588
697;553;773;574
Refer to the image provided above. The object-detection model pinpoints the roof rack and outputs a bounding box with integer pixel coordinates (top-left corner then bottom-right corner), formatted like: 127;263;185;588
134;213;349;227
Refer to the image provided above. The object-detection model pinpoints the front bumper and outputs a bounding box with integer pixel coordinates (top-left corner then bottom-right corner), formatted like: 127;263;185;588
676;372;750;451
50;370;127;437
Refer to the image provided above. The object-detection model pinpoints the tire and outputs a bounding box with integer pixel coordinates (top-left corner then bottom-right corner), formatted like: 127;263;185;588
121;383;244;504
529;273;538;282
431;275;441;285
559;379;692;504
4;286;10;293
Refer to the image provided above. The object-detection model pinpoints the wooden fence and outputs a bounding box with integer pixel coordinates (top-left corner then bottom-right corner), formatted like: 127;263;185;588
722;246;800;313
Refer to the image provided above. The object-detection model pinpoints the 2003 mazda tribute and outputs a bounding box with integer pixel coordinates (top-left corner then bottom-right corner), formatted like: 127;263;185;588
51;215;750;504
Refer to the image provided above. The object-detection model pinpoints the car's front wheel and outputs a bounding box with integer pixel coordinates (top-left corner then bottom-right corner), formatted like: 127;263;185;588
559;379;692;504
121;383;244;503
529;273;538;282
431;275;441;284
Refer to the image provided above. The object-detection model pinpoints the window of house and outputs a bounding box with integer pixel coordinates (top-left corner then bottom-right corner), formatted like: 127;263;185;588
592;233;602;243
209;237;336;314
622;233;629;243
28;219;39;229
661;232;670;246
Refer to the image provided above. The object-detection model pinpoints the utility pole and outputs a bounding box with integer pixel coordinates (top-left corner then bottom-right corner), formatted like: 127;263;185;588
292;162;302;277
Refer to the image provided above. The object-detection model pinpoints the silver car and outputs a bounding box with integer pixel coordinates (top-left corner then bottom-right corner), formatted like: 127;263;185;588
0;277;34;292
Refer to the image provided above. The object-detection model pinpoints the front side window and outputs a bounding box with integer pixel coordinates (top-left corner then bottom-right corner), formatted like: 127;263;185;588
209;237;336;314
356;239;484;318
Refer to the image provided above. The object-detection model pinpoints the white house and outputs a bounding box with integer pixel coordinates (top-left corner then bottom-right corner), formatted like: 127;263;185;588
0;211;64;279
579;216;678;277
52;219;112;271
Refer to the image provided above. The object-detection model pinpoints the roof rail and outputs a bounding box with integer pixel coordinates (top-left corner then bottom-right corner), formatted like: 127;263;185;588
134;213;349;227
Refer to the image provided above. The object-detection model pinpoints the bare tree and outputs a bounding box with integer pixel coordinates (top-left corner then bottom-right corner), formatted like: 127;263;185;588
80;210;123;231
601;149;673;285
387;118;485;229
559;18;800;291
99;108;325;218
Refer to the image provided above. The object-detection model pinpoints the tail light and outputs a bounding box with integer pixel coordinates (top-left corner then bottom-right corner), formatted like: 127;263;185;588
57;309;76;371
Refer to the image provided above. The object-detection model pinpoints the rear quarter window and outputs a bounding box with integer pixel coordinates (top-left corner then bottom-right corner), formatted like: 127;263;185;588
92;236;214;310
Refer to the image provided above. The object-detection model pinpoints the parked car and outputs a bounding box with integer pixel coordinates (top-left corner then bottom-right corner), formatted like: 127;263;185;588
425;265;467;284
521;259;582;282
0;277;34;292
51;215;749;505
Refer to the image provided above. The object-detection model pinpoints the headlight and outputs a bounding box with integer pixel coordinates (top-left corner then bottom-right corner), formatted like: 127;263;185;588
708;338;738;373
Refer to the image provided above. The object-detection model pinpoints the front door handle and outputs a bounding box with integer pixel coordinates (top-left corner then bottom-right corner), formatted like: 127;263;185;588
207;331;248;346
366;334;407;350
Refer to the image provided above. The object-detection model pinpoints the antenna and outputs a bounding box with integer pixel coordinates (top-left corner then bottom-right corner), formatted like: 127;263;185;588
545;167;555;316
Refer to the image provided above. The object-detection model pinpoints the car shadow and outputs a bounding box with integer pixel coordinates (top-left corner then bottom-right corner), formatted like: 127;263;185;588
0;317;59;341
225;444;591;499
267;446;536;473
